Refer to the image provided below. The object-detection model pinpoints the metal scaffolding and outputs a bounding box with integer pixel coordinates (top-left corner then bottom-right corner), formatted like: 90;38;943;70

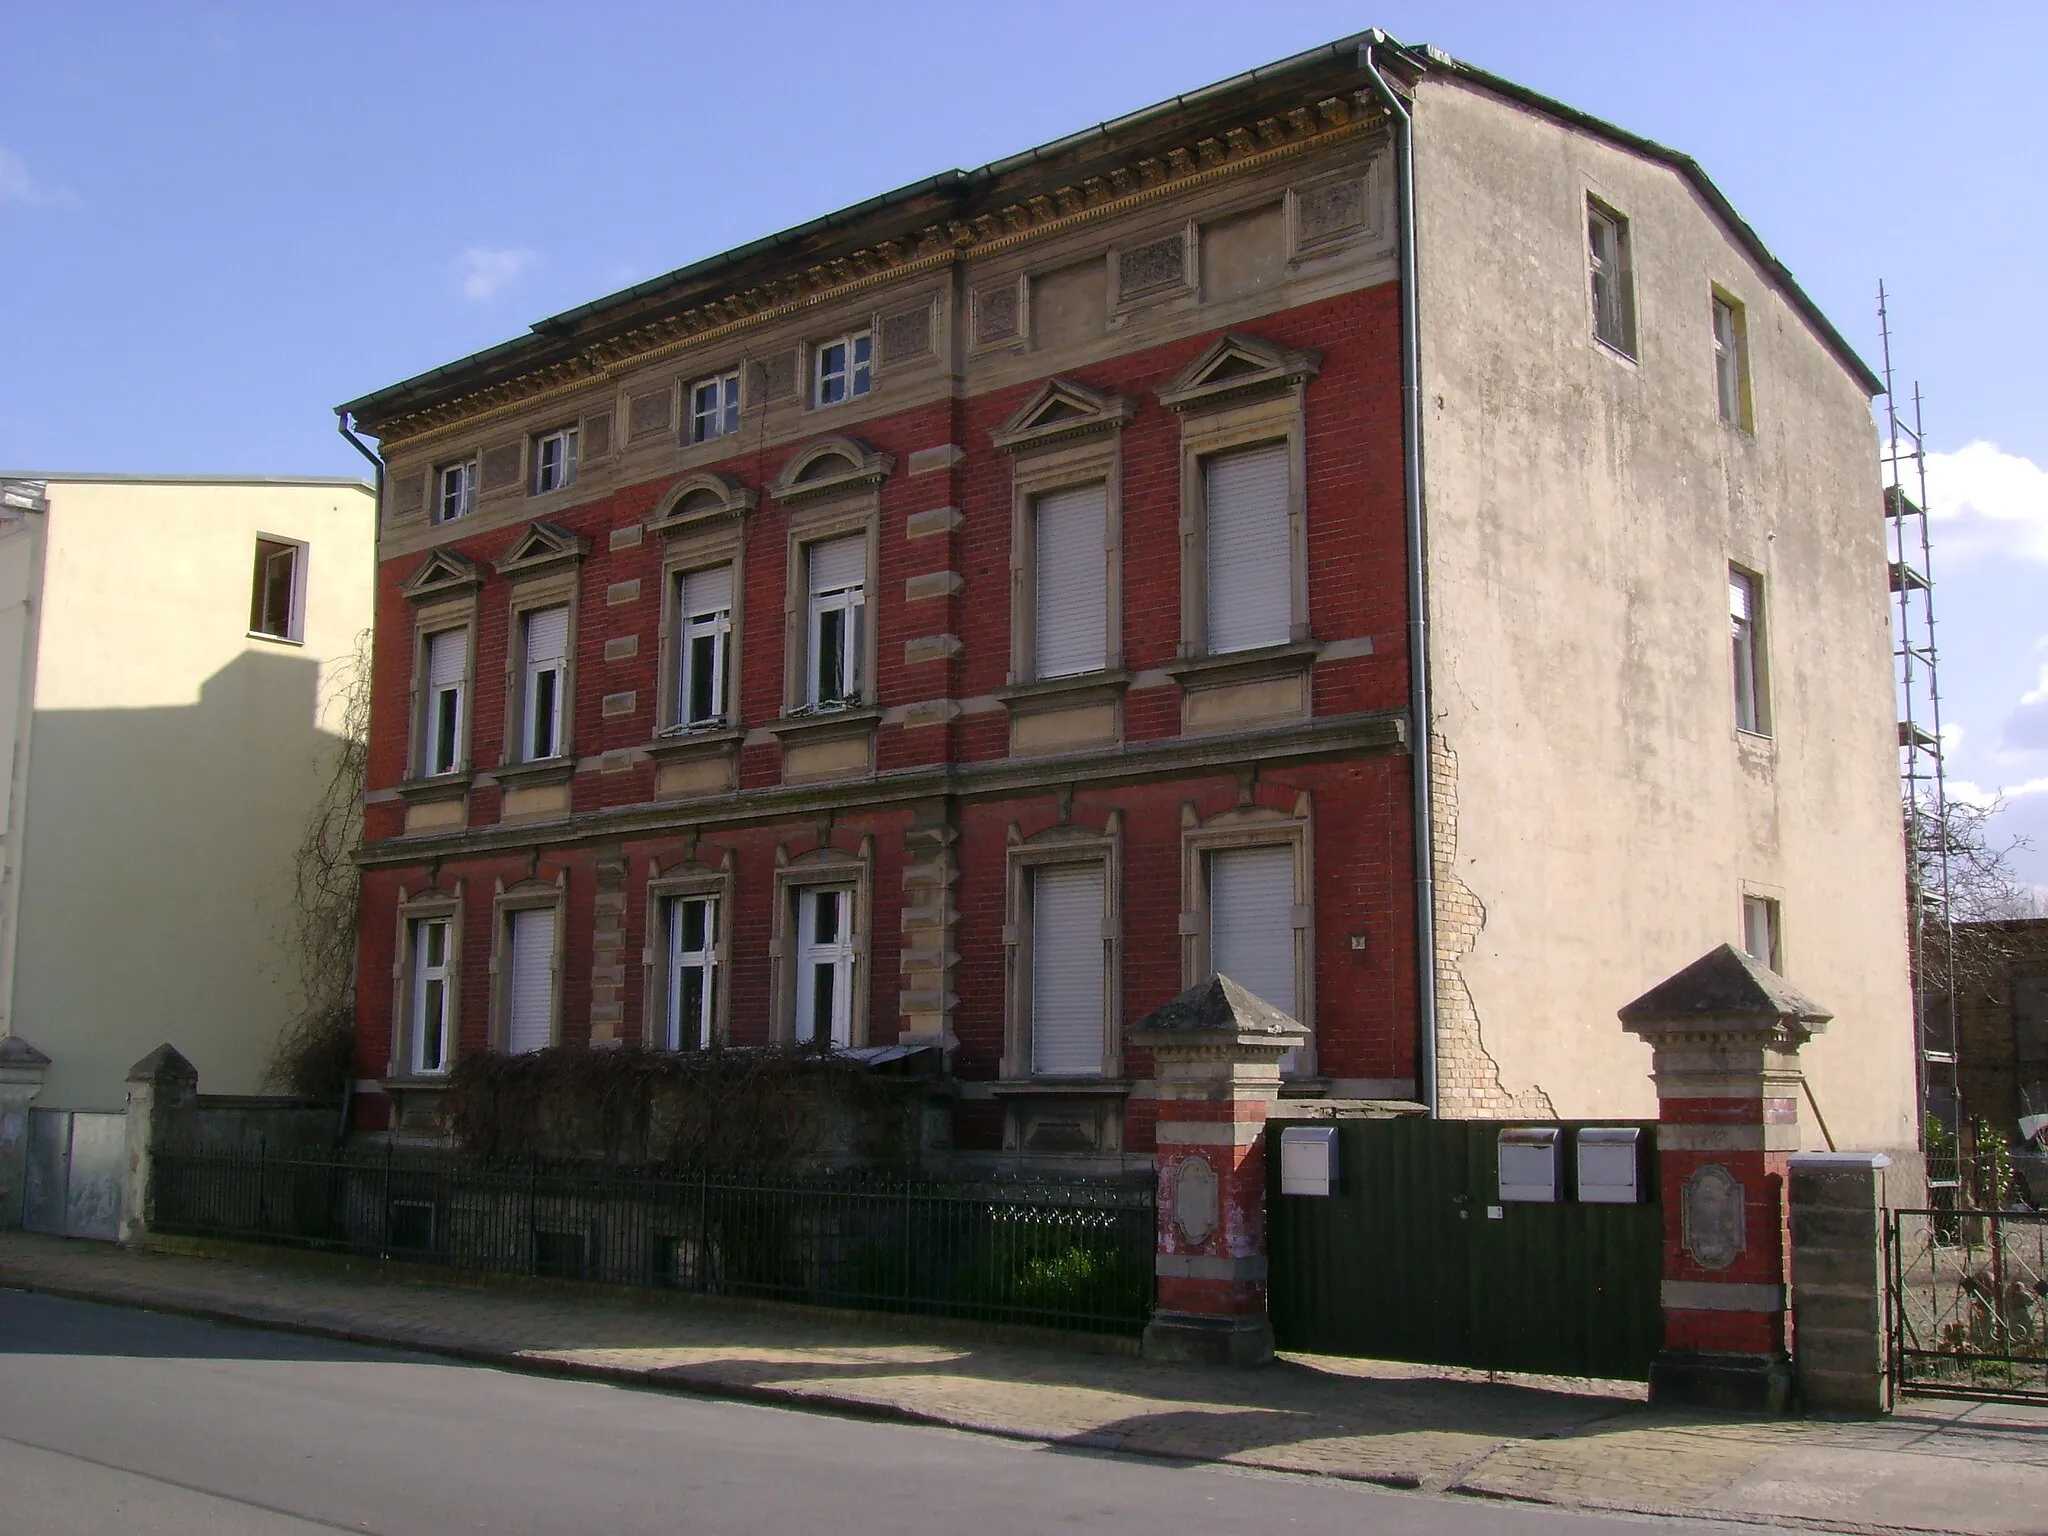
1878;283;1959;1186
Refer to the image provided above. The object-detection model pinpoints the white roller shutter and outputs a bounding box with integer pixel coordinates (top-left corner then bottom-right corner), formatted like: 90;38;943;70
808;534;865;594
1204;444;1291;654
1729;573;1753;623
681;564;732;618
1209;845;1297;1020
524;606;568;664
426;627;468;689
1034;485;1108;679
506;907;556;1055
1031;864;1105;1077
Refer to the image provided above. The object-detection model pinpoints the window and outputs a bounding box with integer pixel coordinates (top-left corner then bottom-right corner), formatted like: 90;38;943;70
249;537;302;641
504;906;556;1054
1033;485;1109;679
1031;865;1106;1076
1729;568;1767;735
410;917;453;1075
436;461;477;523
421;627;469;776
805;535;866;708
521;606;568;761
690;371;741;444
664;894;718;1050
1712;293;1750;428
813;332;872;407
1204;443;1291;654
1742;895;1782;972
1587;199;1636;357
675;566;733;728
795;886;855;1046
533;427;579;494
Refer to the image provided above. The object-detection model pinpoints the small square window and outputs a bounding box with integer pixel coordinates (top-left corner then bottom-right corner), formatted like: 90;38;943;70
249;537;303;642
1712;293;1751;429
1587;199;1637;358
533;427;579;494
813;332;872;408
1742;895;1782;972
435;461;477;523
690;371;742;444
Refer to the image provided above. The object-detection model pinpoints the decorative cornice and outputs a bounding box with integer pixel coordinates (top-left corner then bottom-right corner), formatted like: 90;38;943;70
495;520;591;579
400;547;486;603
990;377;1134;453
769;436;895;506
372;96;1385;449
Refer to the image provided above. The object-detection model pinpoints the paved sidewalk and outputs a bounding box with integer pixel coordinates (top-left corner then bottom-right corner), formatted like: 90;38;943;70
3;1232;2045;1535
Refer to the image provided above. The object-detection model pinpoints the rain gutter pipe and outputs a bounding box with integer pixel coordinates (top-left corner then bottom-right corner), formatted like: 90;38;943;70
333;408;384;1144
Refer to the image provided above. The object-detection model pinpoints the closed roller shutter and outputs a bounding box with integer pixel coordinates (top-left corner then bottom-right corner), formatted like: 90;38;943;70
808;534;865;594
1032;864;1105;1077
524;605;568;664
1209;845;1296;1019
681;564;732;618
1034;484;1108;678
1204;443;1291;654
426;627;468;689
506;907;556;1055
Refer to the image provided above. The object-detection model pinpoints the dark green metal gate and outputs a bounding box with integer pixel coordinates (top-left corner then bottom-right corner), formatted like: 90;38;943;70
1266;1117;1664;1379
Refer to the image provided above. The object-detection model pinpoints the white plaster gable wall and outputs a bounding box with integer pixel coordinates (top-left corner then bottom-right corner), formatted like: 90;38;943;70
10;479;375;1107
1410;78;1915;1155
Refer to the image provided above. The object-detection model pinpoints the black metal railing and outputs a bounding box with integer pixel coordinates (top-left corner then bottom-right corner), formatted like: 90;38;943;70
149;1146;1156;1335
1890;1207;2048;1400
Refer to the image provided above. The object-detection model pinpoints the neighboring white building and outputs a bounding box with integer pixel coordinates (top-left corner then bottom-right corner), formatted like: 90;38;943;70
0;475;374;1117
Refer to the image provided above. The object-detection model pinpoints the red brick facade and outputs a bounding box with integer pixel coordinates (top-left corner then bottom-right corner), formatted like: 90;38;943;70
354;284;1416;1154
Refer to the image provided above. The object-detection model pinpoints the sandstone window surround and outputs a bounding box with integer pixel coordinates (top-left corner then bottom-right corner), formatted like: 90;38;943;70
645;473;756;801
1587;193;1638;361
990;378;1135;757
435;459;477;524
809;328;873;410
690;369;743;444
531;423;581;496
763;438;893;784
768;842;874;1049
1179;798;1316;1078
640;851;736;1050
397;549;486;832
390;882;464;1080
1001;815;1124;1083
489;873;566;1055
1158;333;1321;736
492;522;589;822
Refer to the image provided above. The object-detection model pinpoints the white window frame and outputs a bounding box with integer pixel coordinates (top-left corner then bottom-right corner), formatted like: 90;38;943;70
533;426;580;494
676;567;733;729
1712;291;1750;429
812;331;873;408
436;460;477;523
409;915;454;1076
1742;894;1783;972
690;370;742;444
520;605;568;762
1730;566;1768;736
421;627;469;777
664;892;719;1050
1587;197;1637;358
794;884;857;1047
249;535;306;643
805;542;866;710
1002;825;1123;1082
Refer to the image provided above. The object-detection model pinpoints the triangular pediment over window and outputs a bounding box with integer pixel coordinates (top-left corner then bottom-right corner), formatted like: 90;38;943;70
495;520;590;579
400;547;485;603
769;435;895;506
990;378;1135;453
1157;333;1321;413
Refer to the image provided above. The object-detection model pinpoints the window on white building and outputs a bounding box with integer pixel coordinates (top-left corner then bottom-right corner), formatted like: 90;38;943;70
1588;199;1637;357
805;535;866;708
421;627;468;776
813;332;872;407
1033;484;1109;679
521;606;568;761
1713;294;1751;429
533;427;579;494
795;886;855;1047
1204;443;1291;654
410;916;453;1075
1742;895;1782;972
665;894;718;1050
690;371;742;443
1030;864;1106;1077
249;537;304;642
1730;568;1767;735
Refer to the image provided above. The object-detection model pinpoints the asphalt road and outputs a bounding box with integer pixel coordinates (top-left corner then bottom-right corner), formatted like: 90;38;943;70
0;1288;1756;1536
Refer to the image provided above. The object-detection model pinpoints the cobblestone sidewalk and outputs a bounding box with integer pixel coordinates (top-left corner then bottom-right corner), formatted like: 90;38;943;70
3;1231;2044;1534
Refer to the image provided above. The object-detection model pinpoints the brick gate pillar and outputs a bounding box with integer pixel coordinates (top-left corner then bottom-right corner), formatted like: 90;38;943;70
1128;975;1305;1367
1619;944;1831;1412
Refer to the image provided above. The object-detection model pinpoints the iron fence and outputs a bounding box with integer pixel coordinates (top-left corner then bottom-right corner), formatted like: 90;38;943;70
149;1145;1155;1335
1890;1207;2048;1401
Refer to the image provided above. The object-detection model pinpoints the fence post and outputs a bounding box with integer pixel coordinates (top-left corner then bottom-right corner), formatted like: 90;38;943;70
0;1036;50;1229
1619;944;1830;1413
1789;1152;1893;1415
1128;975;1306;1367
119;1044;198;1246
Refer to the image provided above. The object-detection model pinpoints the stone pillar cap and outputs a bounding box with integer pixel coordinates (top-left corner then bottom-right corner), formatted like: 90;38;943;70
126;1043;198;1085
1127;974;1308;1046
0;1035;51;1068
1618;944;1831;1046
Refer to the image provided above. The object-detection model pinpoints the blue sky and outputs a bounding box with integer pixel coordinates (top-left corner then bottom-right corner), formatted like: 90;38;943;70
3;1;2043;890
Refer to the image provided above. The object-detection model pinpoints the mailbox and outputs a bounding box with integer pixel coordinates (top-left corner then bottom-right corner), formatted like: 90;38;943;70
1576;1126;1642;1203
1279;1125;1339;1196
1497;1126;1560;1202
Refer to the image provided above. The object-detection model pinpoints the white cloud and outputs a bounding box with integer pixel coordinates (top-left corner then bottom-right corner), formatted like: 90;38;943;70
457;247;537;302
1918;440;2048;564
0;146;81;209
2006;664;2048;754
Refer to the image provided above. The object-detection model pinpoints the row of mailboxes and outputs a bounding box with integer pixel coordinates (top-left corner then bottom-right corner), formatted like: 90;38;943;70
1277;1124;1645;1203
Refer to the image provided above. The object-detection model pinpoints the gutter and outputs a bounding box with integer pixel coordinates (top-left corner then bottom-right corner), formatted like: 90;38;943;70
1357;37;1439;1116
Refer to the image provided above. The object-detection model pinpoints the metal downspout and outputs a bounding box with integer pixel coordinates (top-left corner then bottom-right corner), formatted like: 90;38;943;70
333;411;383;1143
1358;38;1437;1115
